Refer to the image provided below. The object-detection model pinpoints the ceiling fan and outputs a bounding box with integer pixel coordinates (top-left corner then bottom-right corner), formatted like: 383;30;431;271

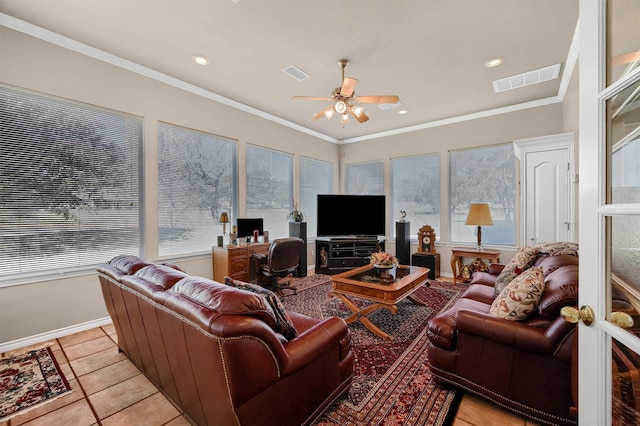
292;59;400;124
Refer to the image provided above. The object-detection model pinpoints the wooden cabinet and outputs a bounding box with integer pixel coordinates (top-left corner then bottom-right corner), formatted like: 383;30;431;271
315;237;383;275
212;242;271;282
450;247;500;285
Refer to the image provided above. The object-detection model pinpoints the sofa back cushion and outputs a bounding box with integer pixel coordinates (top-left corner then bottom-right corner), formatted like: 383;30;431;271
224;277;298;341
538;254;579;277
108;255;152;275
135;264;189;289
538;264;579;319
169;277;278;330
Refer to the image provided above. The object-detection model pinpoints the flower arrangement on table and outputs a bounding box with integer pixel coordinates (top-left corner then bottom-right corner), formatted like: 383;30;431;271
369;251;399;268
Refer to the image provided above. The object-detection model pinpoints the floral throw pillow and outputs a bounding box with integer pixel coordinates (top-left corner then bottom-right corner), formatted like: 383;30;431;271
537;242;579;257
490;266;545;320
494;246;539;297
224;277;298;341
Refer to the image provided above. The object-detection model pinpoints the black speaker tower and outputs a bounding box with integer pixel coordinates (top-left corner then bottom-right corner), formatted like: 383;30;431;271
395;221;411;265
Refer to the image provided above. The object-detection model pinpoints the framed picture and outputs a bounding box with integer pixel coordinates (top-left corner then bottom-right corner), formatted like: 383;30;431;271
417;225;436;254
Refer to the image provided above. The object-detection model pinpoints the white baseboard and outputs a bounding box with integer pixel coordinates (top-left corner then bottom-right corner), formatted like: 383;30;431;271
0;317;113;353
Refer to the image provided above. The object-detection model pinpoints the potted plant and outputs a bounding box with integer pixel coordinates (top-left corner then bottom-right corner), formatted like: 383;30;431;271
287;198;305;223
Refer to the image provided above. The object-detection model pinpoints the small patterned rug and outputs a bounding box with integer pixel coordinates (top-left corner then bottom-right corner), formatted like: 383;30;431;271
0;347;72;421
285;275;464;426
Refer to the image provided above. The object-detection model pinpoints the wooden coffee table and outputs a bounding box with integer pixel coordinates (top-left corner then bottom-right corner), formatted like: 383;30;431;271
329;264;430;340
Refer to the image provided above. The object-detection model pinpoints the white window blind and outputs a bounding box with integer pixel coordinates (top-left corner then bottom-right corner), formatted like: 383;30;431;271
449;144;515;246
390;154;441;238
300;157;333;238
246;145;292;239
157;123;237;256
345;161;384;195
0;85;142;281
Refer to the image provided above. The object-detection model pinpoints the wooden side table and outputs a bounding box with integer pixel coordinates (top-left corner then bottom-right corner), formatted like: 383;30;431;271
450;247;500;285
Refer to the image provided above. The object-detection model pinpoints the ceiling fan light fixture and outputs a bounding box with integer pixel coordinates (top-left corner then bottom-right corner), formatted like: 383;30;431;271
324;108;335;120
351;105;364;117
341;113;350;124
335;100;347;114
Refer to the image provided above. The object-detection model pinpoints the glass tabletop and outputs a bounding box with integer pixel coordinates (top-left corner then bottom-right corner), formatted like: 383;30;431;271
344;265;420;285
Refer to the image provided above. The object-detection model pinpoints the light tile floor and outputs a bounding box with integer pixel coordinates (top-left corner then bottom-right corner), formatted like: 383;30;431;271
1;324;541;426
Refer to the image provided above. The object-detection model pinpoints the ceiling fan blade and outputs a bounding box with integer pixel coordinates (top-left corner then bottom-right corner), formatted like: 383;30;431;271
340;77;359;97
312;106;335;121
355;95;400;104
293;96;332;101
349;105;369;123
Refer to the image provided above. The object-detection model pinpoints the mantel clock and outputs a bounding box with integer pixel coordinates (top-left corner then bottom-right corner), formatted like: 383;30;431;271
417;225;437;254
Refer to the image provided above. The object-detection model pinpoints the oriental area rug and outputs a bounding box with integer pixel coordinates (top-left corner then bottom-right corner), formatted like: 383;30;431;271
0;347;72;422
284;274;464;426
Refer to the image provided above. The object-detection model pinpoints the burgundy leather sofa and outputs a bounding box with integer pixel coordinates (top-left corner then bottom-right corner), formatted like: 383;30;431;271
426;253;579;426
97;255;353;426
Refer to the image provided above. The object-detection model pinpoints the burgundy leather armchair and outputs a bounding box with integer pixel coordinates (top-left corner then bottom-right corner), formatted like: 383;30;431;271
426;253;579;426
97;255;353;426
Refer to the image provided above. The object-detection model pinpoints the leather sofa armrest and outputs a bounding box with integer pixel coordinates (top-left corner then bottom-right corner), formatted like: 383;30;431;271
280;316;349;375
456;310;576;358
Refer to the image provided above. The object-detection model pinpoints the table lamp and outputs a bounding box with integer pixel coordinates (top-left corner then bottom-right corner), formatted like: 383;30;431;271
219;212;230;235
465;203;493;250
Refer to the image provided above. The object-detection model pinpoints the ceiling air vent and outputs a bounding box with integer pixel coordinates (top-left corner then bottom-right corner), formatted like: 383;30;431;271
282;64;310;81
492;63;561;93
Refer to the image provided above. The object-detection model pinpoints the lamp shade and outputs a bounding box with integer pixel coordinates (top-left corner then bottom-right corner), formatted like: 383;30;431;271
465;203;493;226
219;212;229;223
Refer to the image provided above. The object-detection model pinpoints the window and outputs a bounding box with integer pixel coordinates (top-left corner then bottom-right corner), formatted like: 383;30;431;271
345;161;384;194
246;145;293;239
0;85;142;280
157;123;237;256
390;154;440;239
299;157;333;238
449;144;515;246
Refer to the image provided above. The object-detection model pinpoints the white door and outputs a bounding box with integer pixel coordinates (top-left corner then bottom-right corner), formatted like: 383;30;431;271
514;133;575;247
580;1;640;425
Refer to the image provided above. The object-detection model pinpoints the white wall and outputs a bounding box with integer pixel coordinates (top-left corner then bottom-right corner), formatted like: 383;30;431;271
0;26;569;347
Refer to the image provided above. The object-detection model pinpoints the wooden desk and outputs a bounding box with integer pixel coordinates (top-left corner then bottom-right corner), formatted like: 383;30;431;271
450;247;500;285
212;242;271;282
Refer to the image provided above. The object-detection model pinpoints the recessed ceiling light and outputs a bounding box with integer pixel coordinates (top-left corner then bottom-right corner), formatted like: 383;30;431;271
192;55;209;66
484;57;504;68
397;110;408;115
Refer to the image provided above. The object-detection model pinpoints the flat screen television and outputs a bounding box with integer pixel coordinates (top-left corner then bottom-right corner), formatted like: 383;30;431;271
317;194;386;237
236;218;264;238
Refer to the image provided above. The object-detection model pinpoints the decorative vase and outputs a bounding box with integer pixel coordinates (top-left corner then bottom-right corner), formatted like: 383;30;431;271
373;263;394;276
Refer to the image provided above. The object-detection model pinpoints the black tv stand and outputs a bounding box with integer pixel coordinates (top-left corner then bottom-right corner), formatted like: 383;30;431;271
315;236;384;275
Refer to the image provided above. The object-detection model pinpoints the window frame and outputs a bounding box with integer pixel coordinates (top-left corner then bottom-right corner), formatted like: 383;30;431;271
0;84;143;285
390;153;441;240
245;144;294;240
448;143;516;247
157;122;238;257
345;160;385;195
299;156;334;239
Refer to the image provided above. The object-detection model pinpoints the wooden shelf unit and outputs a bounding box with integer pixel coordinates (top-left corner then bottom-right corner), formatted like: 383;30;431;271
315;237;383;275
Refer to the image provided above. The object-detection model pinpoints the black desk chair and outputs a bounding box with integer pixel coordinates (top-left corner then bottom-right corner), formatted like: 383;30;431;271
251;237;303;298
